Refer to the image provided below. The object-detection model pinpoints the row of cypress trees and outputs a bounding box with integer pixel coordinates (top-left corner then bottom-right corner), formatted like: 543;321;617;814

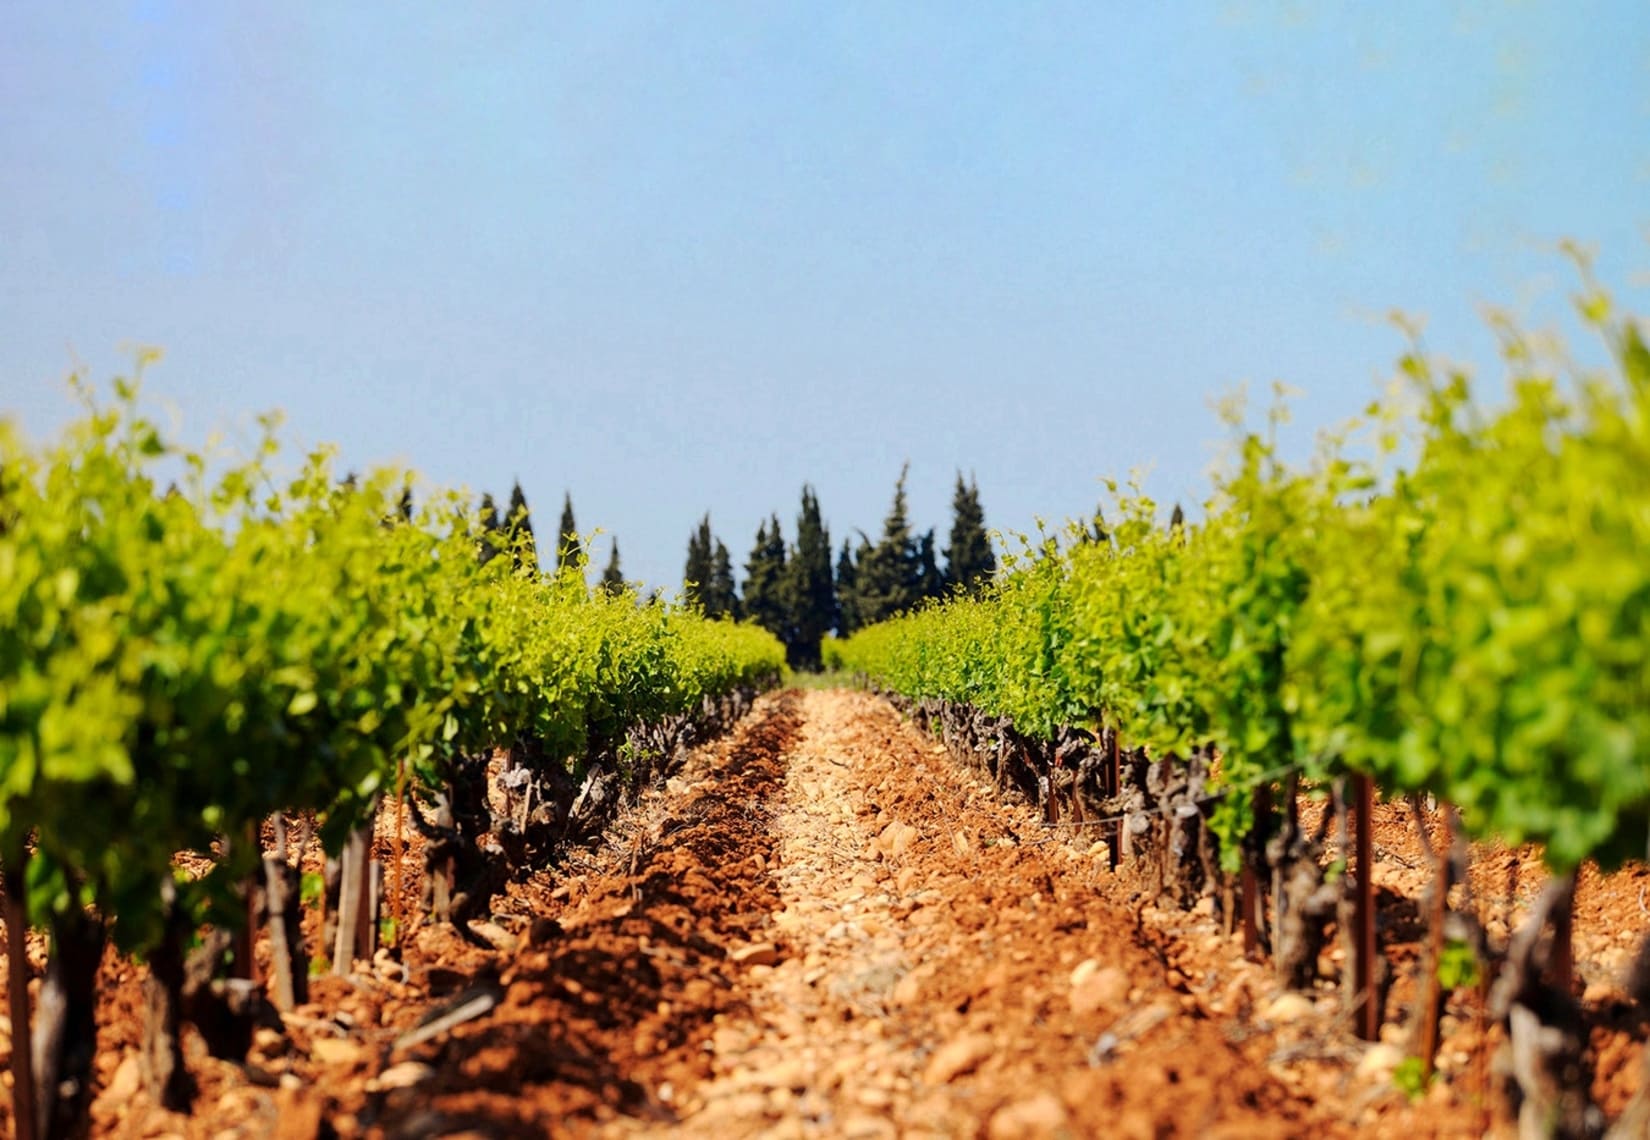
470;470;998;670
684;469;995;669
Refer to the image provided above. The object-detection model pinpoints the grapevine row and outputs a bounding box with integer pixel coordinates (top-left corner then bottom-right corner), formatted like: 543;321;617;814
830;284;1650;874
826;275;1650;1124
0;371;786;1136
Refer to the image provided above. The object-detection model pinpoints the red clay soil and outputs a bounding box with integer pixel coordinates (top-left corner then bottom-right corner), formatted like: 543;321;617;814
1;689;1647;1137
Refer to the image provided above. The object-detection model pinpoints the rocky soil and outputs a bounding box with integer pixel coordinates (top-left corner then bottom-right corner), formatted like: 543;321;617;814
3;689;1647;1137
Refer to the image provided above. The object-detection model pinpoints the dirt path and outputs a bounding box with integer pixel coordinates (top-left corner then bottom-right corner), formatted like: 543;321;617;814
590;688;1341;1140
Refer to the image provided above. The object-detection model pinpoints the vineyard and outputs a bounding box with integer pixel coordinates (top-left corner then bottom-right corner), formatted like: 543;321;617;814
2;287;1650;1139
0;376;785;1139
827;282;1650;1135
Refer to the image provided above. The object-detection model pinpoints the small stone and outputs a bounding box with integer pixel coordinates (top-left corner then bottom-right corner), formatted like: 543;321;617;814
923;1033;994;1085
311;1037;367;1066
104;1054;143;1103
1353;1036;1405;1082
1583;980;1619;1006
1069;958;1102;988
1259;992;1316;1025
1070;964;1131;1016
471;921;519;953
730;941;780;967
252;1027;286;1056
987;1092;1070;1139
368;1061;433;1092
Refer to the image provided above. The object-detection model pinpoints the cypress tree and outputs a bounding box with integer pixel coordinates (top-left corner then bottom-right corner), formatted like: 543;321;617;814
786;485;837;669
916;529;944;600
706;539;740;619
855;465;922;626
477;492;503;565
1076;502;1110;547
507;481;538;573
556;492;582;576
684;515;714;609
601;539;625;596
943;474;995;594
743;515;789;641
835;538;861;636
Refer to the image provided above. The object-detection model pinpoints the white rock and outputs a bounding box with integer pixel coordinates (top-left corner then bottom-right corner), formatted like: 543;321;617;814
368;1061;434;1092
1260;991;1317;1025
311;1037;367;1066
729;941;779;967
1354;1042;1406;1082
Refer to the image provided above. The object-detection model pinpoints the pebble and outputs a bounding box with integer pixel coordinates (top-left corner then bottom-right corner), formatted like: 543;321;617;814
1353;1042;1406;1082
470;921;519;953
730;941;780;967
923;1032;995;1085
103;1054;143;1103
368;1061;434;1092
311;1037;367;1066
252;1027;286;1056
987;1092;1070;1139
1070;964;1131;1016
1260;992;1317;1025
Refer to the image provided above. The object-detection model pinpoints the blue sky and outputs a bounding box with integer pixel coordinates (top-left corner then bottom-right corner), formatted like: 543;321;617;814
2;2;1647;591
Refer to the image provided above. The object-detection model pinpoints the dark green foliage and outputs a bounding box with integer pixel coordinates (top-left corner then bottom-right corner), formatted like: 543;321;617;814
1074;501;1110;546
835;538;862;636
743;515;789;642
785;485;837;669
556;492;582;577
943;474;995;593
853;464;925;626
477;492;503;565
507;481;538;573
685;514;739;616
706;539;740;619
684;515;714;608
601;539;625;596
917;529;944;600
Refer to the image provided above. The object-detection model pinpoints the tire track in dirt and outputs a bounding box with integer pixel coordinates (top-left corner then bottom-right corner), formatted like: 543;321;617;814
603;689;1347;1140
